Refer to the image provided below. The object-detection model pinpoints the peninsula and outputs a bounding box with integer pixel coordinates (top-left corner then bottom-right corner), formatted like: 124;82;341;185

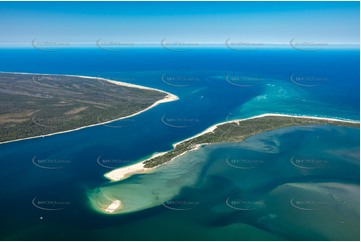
0;72;178;143
105;114;359;181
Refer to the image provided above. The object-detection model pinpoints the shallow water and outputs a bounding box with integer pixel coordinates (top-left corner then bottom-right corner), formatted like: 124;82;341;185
88;125;359;240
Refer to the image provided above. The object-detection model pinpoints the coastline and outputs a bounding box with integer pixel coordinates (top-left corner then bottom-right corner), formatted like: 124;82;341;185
0;71;179;145
104;113;360;182
173;113;359;147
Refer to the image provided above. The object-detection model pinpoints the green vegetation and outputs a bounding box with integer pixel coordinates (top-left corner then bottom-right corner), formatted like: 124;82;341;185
0;73;167;142
144;116;359;168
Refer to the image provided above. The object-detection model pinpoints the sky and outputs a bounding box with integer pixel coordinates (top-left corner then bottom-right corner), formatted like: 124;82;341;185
0;1;359;47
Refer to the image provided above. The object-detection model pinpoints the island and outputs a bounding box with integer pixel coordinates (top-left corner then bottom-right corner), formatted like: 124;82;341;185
105;114;359;181
0;72;178;143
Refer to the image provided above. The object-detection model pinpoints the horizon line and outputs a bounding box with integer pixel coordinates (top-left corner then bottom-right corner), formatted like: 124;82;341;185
0;42;359;49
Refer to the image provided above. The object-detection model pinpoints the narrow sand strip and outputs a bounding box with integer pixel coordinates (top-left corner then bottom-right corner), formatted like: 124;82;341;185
104;113;359;182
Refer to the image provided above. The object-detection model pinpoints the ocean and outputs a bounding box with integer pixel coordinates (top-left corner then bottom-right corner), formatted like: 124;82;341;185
0;48;359;240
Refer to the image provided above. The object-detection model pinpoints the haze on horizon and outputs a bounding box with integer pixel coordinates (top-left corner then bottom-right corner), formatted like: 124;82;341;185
0;1;359;47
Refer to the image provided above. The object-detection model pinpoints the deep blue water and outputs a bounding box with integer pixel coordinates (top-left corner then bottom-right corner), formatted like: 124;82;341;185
0;48;359;120
0;48;359;240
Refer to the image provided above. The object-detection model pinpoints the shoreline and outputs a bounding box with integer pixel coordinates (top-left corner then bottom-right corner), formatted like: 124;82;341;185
0;71;179;145
104;113;359;182
173;113;359;147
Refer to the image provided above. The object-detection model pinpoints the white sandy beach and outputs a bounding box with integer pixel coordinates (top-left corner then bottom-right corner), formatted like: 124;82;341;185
0;72;179;145
105;113;359;182
104;161;151;181
104;150;168;181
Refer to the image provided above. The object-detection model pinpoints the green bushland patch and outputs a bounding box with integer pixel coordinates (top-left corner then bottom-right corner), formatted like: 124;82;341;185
0;73;167;142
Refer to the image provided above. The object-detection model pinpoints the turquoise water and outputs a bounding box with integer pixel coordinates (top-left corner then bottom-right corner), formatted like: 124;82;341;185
88;125;359;240
0;48;359;240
